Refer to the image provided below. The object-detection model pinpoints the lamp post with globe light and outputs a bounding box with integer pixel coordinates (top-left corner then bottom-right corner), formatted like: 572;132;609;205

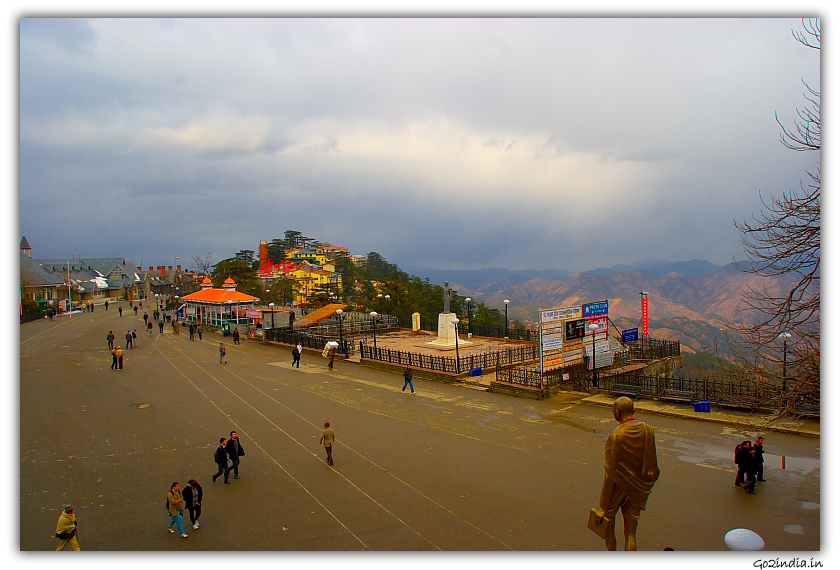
452;317;461;373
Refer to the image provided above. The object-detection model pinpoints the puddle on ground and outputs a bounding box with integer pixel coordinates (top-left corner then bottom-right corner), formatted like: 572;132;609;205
661;435;819;477
802;502;820;510
783;524;805;535
545;416;598;433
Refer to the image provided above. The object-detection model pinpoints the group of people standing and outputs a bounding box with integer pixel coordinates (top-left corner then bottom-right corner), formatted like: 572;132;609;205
734;436;766;494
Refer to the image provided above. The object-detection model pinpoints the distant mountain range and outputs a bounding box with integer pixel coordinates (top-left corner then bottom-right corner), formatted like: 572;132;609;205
404;259;796;356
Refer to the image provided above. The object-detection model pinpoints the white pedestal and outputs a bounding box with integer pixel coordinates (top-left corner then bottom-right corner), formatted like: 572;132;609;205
426;313;472;348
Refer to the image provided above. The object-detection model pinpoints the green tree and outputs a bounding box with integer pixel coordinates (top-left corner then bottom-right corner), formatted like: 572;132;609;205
211;258;261;297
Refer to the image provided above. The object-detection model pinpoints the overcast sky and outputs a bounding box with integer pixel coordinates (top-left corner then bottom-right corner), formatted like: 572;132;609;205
18;17;820;273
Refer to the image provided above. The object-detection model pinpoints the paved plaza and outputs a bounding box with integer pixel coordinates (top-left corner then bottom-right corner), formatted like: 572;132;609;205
20;304;820;551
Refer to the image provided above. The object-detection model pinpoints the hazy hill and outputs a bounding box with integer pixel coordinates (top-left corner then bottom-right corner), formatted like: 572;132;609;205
417;261;798;356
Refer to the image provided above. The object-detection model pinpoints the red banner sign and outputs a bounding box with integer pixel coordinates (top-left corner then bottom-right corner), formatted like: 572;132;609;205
642;295;649;336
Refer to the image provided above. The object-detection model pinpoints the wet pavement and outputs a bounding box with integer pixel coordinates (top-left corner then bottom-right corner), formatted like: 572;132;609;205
20;306;820;551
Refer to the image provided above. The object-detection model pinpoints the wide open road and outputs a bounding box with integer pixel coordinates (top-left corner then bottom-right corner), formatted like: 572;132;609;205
20;307;820;551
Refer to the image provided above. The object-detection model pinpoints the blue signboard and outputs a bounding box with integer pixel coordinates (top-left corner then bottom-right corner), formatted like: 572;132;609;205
583;301;609;319
621;328;639;344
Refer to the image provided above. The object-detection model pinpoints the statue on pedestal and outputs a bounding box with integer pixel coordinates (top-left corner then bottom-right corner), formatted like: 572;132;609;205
592;397;660;551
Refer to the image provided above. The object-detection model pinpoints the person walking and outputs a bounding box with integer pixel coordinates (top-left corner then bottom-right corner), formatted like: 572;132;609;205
219;343;227;365
734;441;750;488
115;346;124;370
295;343;303;367
291;345;300;367
233;327;240;345
147;320;153;336
132;329;138;348
166;482;188;537
213;437;232;484
742;445;759;494
173;320;181;335
225;431;246;479
197;324;203;341
143;312;149;325
54;504;81;551
320;421;336;465
189;324;195;341
159;320;164;334
182;479;203;530
111;346;119;370
106;331;115;350
133;305;138;316
754;436;766;482
402;365;415;394
125;330;134;349
105;300;109;311
118;306;123;317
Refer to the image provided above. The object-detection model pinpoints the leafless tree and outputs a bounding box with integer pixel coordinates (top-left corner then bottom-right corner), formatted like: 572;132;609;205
728;19;820;419
189;253;213;277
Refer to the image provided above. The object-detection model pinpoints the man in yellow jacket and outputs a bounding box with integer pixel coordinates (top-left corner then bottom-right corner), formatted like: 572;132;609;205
55;504;80;551
319;422;336;465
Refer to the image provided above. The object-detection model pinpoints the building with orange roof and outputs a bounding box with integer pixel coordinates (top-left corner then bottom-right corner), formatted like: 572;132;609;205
181;276;260;327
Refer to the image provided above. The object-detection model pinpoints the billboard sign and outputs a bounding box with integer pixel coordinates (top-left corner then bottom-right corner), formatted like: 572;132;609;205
565;319;586;342
641;295;649;335
583;301;609;319
621;328;639;344
541;305;582;323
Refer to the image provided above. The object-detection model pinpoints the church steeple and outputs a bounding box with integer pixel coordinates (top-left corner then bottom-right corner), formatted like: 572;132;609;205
20;236;32;258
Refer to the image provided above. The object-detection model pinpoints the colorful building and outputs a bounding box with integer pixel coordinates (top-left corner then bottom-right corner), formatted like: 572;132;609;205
181;276;260;327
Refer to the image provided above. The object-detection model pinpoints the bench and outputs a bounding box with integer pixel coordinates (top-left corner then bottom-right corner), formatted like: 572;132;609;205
660;389;695;404
716;396;754;413
611;383;642;398
795;402;820;419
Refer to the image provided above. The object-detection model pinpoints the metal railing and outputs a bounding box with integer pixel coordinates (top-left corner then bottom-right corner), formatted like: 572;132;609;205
612;339;681;365
360;343;539;374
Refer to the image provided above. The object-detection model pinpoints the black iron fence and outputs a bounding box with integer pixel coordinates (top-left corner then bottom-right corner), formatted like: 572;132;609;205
612;339;681;366
264;328;354;356
496;362;590;390
360;343;539;374
597;373;777;404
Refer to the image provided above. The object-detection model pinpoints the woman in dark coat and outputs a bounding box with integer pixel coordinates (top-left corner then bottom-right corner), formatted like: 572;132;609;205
182;479;203;530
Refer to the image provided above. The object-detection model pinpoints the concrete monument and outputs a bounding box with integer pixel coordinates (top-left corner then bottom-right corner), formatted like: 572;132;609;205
426;282;472;349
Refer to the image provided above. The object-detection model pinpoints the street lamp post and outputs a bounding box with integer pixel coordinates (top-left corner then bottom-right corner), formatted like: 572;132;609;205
384;294;390;315
370;311;378;351
452;317;461;374
336;309;344;355
268;302;275;331
589;323;601;388
503;299;510;340
778;332;792;393
465;297;472;338
226;300;233;332
377;293;383;312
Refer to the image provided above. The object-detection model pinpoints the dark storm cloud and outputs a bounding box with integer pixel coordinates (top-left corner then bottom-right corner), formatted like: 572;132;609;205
18;17;820;272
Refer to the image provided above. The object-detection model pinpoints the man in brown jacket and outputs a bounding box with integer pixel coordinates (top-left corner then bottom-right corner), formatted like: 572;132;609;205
319;422;336;465
593;396;660;551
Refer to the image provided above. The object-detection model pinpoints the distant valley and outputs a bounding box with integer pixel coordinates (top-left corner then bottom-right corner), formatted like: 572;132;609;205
406;260;798;356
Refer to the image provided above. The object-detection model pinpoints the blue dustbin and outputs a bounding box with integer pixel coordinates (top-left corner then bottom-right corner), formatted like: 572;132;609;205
693;401;711;413
470;367;482;377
